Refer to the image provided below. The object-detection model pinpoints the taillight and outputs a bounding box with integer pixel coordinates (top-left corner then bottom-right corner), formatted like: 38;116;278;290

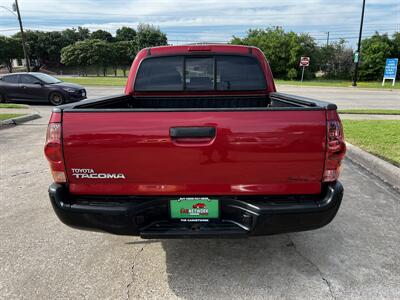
44;113;67;183
323;110;346;182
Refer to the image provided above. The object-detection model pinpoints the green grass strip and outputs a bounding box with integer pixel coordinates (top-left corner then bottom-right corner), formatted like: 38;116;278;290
0;104;27;109
57;77;127;86
275;79;399;89
339;109;400;115
0;113;26;121
342;120;400;166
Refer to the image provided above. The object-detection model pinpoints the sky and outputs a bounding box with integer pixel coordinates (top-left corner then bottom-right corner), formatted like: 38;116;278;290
0;0;399;47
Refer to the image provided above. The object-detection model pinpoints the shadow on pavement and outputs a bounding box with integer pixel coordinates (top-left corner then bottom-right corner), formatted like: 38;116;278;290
160;234;332;299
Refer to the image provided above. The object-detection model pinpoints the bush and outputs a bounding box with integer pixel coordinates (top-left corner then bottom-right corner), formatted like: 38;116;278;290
287;68;297;80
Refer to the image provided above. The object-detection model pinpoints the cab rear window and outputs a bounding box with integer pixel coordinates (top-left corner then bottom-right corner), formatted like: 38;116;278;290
134;55;266;92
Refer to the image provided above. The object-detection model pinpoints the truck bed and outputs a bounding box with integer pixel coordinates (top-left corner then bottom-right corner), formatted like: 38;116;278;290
58;92;337;111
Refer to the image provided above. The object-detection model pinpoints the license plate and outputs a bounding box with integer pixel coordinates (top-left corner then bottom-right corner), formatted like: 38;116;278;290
170;197;219;220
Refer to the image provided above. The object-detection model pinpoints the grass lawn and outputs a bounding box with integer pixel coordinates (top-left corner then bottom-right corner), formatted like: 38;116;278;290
275;79;399;89
0;113;26;121
339;109;400;115
58;76;127;86
0;103;27;109
342;120;400;166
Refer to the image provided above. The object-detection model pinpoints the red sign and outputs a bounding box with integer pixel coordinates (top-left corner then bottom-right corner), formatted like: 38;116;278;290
299;57;310;67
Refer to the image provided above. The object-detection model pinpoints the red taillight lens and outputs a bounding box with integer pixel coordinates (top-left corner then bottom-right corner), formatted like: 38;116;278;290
323;111;346;182
44;118;67;183
45;123;62;162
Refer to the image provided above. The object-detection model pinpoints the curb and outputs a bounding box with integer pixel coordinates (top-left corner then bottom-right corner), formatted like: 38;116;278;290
0;113;41;127
345;142;400;190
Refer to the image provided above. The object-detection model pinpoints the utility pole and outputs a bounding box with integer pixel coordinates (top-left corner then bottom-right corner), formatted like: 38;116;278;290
13;0;30;72
352;0;366;87
326;32;330;47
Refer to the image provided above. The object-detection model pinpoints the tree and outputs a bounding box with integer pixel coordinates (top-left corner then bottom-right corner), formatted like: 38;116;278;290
37;31;70;66
91;30;114;42
392;32;400;55
135;24;167;52
13;30;70;69
359;32;394;81
110;41;134;76
0;36;23;72
316;39;353;79
391;32;400;80
14;27;90;70
61;27;90;44
231;27;317;79
90;40;113;76
61;24;168;76
61;39;113;76
61;39;94;75
13;30;38;65
116;26;136;42
10;24;167;75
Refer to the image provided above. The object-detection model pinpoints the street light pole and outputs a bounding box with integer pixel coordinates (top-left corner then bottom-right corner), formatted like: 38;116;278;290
13;0;30;72
352;0;366;87
326;31;330;47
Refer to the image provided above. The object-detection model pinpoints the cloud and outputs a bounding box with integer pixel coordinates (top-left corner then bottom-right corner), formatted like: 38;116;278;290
0;0;398;45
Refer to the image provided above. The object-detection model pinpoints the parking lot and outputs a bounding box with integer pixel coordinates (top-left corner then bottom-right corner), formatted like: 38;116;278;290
1;86;399;299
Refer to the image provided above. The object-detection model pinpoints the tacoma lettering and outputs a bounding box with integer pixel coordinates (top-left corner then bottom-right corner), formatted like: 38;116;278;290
71;169;125;179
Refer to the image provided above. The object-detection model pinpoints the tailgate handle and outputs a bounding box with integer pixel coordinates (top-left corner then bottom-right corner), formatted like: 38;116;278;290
170;127;216;139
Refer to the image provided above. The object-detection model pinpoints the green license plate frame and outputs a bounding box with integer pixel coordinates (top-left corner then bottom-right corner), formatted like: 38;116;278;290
170;198;219;220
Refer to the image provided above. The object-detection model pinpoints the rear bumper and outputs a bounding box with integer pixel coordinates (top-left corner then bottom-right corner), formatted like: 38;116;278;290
49;181;343;238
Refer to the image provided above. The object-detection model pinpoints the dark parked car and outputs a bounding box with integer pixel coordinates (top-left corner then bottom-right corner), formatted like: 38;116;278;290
0;72;86;105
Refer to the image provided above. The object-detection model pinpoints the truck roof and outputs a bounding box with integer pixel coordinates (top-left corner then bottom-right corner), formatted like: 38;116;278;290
141;44;263;56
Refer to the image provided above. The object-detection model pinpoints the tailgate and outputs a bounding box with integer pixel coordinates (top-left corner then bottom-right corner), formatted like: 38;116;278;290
62;110;327;195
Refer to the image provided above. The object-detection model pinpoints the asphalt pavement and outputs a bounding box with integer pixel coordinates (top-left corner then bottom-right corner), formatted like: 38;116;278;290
278;85;400;110
1;85;400;299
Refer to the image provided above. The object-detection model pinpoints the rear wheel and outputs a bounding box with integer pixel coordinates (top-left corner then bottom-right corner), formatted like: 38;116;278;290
49;92;64;106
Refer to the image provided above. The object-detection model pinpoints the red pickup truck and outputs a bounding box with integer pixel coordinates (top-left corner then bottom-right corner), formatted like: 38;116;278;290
45;44;346;238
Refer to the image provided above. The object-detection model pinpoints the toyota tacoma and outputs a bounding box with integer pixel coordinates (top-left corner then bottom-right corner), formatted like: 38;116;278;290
45;44;346;238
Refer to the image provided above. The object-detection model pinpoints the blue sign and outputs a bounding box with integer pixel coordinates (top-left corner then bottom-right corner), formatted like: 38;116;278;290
384;58;398;79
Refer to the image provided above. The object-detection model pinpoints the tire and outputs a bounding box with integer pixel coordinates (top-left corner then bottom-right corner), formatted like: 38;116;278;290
0;93;5;103
49;92;65;106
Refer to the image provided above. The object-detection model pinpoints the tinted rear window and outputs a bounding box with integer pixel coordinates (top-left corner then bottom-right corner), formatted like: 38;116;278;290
134;55;266;91
2;75;19;83
135;56;183;91
216;56;266;91
186;57;214;90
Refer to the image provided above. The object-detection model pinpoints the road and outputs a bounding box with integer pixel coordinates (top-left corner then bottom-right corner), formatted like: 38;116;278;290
278;85;400;110
1;86;400;299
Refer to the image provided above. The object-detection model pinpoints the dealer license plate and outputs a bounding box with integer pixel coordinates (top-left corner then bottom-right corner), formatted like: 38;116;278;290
170;197;219;220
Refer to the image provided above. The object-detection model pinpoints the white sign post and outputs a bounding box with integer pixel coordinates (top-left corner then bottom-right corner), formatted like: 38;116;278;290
299;57;310;83
382;58;398;87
